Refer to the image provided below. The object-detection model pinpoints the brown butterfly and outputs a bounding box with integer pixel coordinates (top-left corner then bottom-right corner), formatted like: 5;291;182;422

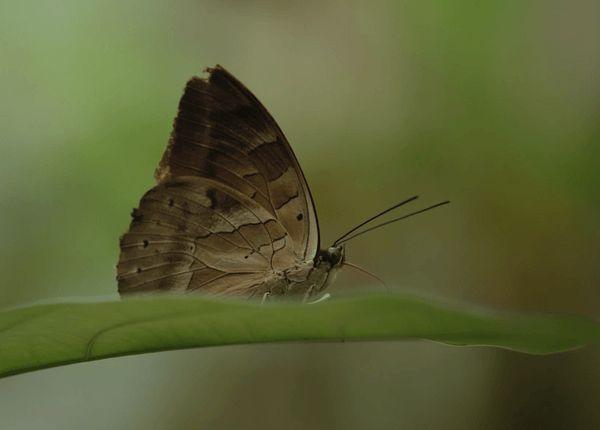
116;65;447;302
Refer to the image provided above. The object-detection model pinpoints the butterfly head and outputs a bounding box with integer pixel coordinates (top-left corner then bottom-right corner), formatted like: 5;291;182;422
322;245;345;268
310;244;346;294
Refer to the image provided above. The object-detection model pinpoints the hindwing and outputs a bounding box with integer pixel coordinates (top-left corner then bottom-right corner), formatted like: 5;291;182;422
118;177;296;295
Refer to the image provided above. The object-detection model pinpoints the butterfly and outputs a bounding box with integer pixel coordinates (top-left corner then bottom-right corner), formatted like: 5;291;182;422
116;65;448;302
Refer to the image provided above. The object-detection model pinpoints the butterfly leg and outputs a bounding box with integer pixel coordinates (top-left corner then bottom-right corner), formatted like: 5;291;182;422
261;292;271;305
301;285;315;304
246;290;258;301
306;293;331;305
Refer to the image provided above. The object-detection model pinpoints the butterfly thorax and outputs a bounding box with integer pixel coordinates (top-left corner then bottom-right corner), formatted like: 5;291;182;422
266;245;344;300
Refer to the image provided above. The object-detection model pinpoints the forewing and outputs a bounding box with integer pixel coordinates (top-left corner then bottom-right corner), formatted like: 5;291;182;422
117;177;296;296
155;65;320;260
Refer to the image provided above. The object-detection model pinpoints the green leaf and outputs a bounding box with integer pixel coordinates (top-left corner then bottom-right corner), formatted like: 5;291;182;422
1;293;599;379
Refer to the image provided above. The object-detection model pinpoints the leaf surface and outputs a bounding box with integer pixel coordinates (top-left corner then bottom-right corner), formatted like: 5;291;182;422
1;293;599;379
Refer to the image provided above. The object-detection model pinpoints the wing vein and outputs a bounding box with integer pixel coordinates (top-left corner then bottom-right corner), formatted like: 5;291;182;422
143;193;263;256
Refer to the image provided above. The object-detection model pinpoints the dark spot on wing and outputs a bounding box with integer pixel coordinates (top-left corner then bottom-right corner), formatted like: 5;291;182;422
297;213;303;221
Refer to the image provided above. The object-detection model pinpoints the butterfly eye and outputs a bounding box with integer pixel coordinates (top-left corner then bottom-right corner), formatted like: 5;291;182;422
326;246;344;266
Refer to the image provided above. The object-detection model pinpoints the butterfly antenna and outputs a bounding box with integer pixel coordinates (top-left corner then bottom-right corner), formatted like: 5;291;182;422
333;196;419;246
336;200;450;245
343;261;389;291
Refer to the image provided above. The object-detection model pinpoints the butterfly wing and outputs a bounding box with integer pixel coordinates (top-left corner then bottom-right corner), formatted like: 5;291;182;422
117;177;296;296
117;66;319;296
155;65;320;261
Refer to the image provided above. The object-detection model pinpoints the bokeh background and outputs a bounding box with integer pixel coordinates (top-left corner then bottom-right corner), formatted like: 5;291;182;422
1;0;599;428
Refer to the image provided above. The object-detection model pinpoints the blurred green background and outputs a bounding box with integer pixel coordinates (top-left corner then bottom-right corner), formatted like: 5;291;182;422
1;0;599;428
